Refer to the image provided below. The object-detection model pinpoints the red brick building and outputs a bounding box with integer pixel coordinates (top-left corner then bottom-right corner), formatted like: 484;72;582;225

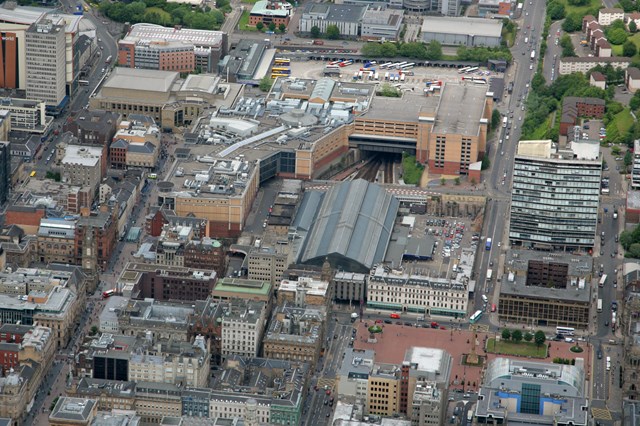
0;343;19;374
146;209;208;239
184;239;226;278
559;97;606;136
0;324;33;344
128;264;217;302
249;1;291;27
109;139;128;170
5;206;45;233
75;207;118;271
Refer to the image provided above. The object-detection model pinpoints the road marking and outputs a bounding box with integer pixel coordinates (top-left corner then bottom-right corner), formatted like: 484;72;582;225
316;377;336;390
591;407;612;420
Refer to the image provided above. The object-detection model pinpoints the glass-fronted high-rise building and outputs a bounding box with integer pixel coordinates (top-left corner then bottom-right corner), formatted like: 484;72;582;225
509;139;602;251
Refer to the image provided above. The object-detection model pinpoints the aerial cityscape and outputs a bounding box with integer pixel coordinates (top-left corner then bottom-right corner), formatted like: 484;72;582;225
0;0;637;425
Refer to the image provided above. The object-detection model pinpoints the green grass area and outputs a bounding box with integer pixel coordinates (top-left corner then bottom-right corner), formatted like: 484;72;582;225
612;44;623;56
612;108;634;134
238;10;257;31
555;0;600;16
241;0;261;3
529;114;553;140
402;154;424;185
486;338;548;358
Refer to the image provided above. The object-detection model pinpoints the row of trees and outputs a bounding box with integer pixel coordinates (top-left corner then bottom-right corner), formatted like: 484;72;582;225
256;22;287;33
310;25;340;40
501;329;547;346
98;0;227;30
360;41;443;60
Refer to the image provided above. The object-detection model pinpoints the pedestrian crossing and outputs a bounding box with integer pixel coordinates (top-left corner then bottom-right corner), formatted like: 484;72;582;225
316;378;336;391
591;407;612;420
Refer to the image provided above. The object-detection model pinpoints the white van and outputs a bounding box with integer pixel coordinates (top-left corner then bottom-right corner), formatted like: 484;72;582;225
482;294;488;304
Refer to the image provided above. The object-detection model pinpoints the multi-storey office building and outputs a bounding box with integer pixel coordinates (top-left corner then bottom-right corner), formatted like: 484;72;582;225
25;18;66;110
509;139;601;250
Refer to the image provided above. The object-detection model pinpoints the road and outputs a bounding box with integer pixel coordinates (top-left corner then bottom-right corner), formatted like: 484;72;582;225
25;2;124;422
543;20;563;82
30;1;119;177
474;0;545;315
303;314;353;426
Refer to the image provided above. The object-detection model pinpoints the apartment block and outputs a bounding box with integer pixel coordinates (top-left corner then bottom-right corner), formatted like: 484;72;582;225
559;97;605;136
632;140;640;189
220;299;268;358
366;265;468;319
509;140;601;250
559;56;631;75
598;7;624;25
627;67;640;93
262;302;325;367
498;251;592;329
25;18;66;109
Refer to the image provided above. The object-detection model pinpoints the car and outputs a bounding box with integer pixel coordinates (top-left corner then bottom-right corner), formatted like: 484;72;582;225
615;157;623;161
326;413;330;418
384;319;392;324
600;250;604;255
324;400;328;405
489;261;493;267
101;68;105;73
501;151;504;155
498;242;502;247
605;321;609;327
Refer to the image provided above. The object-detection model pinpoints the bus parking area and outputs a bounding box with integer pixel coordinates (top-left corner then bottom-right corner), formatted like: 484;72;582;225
287;58;506;89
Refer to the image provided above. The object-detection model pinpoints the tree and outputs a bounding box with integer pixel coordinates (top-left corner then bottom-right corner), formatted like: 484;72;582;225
90;326;99;336
279;23;286;33
440;177;446;185
256;21;264;31
400;42;428;59
612;145;622;155
491;109;501;130
326;24;340;40
631;21;638;33
310;25;320;38
534;330;546;346
567;0;588;5
524;331;533;342
259;76;273;92
268;22;276;32
454;177;461;185
608;28;628;45
625;150;634;167
501;329;511;340
562;13;583;32
547;1;566;20
425;40;443;60
623;40;638;57
512;330;523;342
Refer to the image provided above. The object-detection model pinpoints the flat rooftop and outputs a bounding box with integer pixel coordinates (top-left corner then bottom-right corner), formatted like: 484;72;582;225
433;83;487;135
165;158;257;199
102;68;180;93
421;16;503;37
125;23;225;48
213;278;272;297
363;89;439;122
